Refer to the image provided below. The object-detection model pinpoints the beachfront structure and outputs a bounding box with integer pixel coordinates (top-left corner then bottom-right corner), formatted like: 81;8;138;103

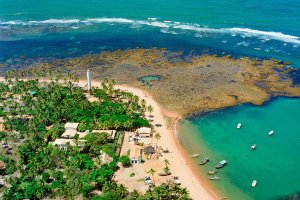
143;146;155;154
92;130;116;140
61;129;78;139
52;139;86;150
61;122;80;138
64;122;79;130
130;145;142;164
136;127;152;138
61;130;88;139
87;69;91;91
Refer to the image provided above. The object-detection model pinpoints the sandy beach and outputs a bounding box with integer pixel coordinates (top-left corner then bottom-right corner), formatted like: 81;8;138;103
0;77;218;199
79;78;219;199
113;83;219;200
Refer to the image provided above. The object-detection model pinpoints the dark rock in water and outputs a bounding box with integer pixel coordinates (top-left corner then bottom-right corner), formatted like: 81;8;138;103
287;69;300;86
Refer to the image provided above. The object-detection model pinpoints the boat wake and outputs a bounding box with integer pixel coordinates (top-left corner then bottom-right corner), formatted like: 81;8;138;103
1;17;300;45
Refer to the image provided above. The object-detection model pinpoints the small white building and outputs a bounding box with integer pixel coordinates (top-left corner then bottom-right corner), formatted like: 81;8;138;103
61;122;80;139
64;122;79;130
129;145;142;164
136;127;152;138
61;129;78;139
52;139;86;150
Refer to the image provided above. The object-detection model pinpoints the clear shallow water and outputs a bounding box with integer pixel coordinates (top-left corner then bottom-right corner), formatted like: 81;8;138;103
1;1;300;199
179;98;300;200
139;75;161;86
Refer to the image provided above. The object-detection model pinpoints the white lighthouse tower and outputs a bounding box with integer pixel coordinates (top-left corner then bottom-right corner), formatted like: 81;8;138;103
87;69;91;91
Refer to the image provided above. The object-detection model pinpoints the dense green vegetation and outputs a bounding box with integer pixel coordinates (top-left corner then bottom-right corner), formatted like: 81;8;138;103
0;70;191;199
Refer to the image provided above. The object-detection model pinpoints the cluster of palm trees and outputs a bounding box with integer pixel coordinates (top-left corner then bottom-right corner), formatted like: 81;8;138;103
5;68;79;83
0;70;191;199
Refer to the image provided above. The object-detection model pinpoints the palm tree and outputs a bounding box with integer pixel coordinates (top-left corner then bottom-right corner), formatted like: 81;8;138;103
154;132;161;149
147;105;153;116
163;159;170;168
163;159;171;181
147;168;156;185
113;120;122;130
163;166;171;181
101;121;111;130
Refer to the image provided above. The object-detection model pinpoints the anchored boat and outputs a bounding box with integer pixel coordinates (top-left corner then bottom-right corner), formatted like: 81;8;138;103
199;157;209;165
252;180;257;187
209;176;220;180
216;160;227;169
191;154;200;158
251;144;256;151
237;123;242;129
268;130;274;136
208;170;217;175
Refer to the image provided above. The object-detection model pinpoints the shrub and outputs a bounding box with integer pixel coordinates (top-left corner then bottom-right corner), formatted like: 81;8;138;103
0;131;7;141
129;172;135;177
119;155;131;167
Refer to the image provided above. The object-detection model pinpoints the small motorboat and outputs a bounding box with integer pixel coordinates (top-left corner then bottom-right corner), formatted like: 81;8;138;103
237;123;242;129
199;157;209;165
209;176;220;180
252;180;257;187
216;160;227;169
208;170;218;175
251;144;256;151
268;130;274;136
191;154;200;158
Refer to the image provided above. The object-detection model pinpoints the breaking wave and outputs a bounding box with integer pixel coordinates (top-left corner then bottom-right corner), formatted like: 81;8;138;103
1;17;300;44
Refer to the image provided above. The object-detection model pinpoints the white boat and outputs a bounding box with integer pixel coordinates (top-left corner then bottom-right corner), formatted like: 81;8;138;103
209;176;220;180
252;180;257;187
191;154;200;158
208;170;217;175
216;160;227;169
268;130;274;136
237;123;242;129
251;144;256;150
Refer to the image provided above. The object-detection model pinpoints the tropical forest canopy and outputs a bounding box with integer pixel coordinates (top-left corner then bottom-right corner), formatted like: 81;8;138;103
0;70;191;200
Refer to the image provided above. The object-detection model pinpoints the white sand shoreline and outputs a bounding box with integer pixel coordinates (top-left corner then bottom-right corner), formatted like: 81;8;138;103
114;84;219;200
0;77;219;199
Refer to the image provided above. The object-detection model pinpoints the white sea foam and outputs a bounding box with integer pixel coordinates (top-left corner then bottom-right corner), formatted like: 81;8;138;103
228;28;300;44
29;19;80;24
138;21;169;28
148;17;159;21
82;18;134;24
237;41;249;47
1;20;26;25
160;29;178;35
1;17;300;45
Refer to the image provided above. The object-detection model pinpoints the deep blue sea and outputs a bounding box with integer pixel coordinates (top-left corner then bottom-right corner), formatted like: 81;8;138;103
1;0;300;199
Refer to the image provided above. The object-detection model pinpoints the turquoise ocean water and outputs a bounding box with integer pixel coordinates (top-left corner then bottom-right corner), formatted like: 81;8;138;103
179;98;300;199
0;1;300;199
